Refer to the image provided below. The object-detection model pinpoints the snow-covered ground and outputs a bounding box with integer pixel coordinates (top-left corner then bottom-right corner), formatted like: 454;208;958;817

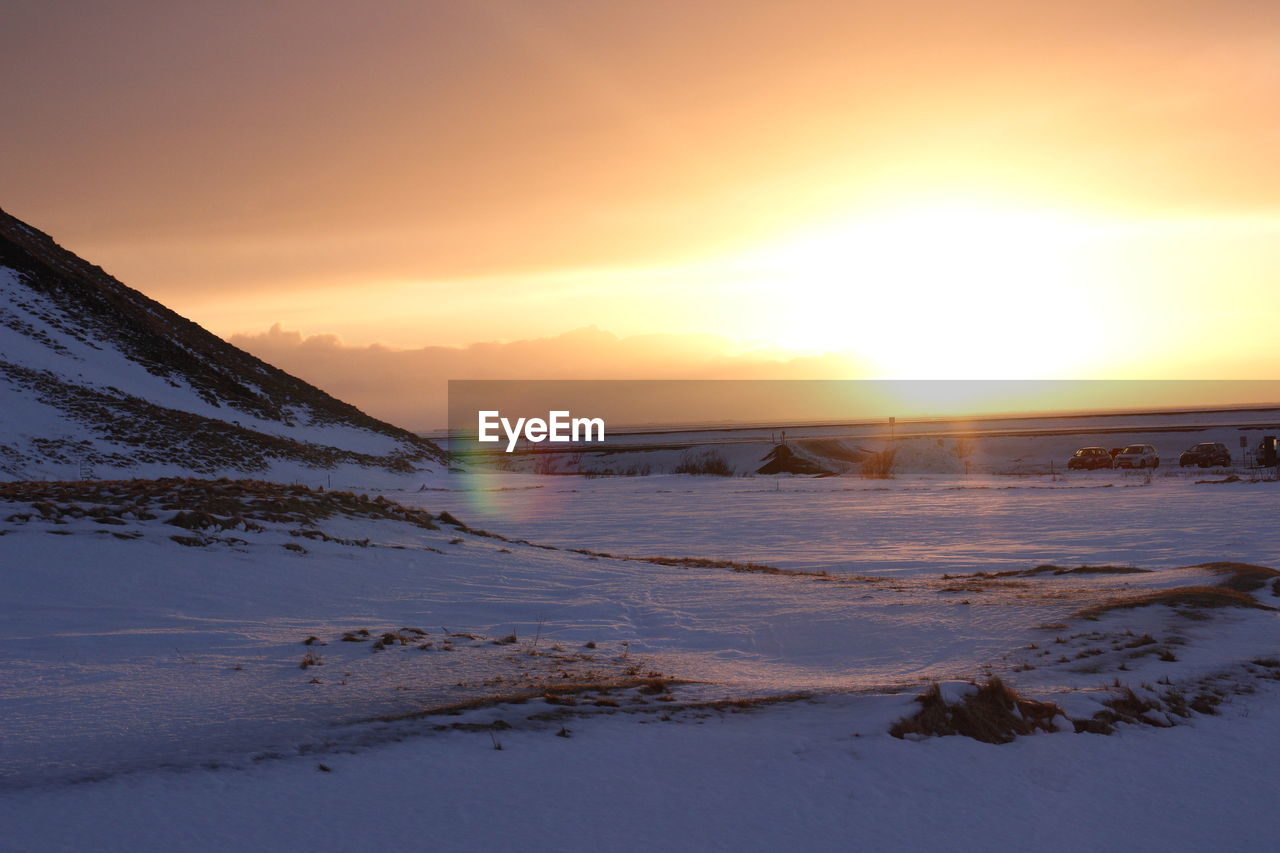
425;471;1280;575
8;681;1280;852
3;472;1279;851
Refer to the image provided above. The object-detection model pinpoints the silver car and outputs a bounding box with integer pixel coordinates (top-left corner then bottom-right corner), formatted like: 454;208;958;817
1113;444;1159;469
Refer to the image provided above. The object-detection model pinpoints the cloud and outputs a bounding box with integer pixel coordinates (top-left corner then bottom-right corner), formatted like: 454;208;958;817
230;324;863;430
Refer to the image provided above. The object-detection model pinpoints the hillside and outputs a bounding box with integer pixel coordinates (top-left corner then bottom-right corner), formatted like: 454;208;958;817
0;209;447;481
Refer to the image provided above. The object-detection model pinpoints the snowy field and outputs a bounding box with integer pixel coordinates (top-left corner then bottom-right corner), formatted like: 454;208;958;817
427;470;1280;575
2;472;1280;851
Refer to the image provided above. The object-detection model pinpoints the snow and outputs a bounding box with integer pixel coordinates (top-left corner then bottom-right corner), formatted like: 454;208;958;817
424;474;1280;576
3;471;1280;849
936;680;979;704
5;681;1280;852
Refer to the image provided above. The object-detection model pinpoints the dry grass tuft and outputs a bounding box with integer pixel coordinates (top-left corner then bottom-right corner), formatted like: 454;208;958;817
1103;687;1166;724
859;448;898;480
363;677;689;724
673;450;734;477
1039;564;1150;576
1076;586;1272;620
1192;562;1280;594
635;555;832;579
889;677;1064;744
951;564;1149;580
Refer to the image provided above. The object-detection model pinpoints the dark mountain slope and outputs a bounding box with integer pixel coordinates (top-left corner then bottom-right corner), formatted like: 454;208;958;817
0;208;447;480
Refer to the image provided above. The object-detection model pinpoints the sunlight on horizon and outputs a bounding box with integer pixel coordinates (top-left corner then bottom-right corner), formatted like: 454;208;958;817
204;193;1280;387
719;194;1109;375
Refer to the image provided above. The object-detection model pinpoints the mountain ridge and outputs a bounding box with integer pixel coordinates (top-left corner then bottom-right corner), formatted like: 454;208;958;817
0;208;447;481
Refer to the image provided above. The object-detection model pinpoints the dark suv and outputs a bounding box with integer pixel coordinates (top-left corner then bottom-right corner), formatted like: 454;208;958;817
1179;442;1231;468
1068;446;1113;470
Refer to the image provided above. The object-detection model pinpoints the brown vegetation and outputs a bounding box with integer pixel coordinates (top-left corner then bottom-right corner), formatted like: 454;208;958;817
674;450;733;476
363;677;690;724
947;564;1150;580
859;448;898;479
1193;562;1280;593
890;678;1064;744
1076;586;1273;620
0;478;439;531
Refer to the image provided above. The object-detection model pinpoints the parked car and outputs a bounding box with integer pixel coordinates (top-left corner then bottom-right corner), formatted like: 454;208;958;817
1179;442;1231;468
1258;436;1278;467
1067;446;1113;470
1113;444;1159;469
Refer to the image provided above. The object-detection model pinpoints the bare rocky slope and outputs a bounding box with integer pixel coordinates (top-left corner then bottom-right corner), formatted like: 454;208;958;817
0;208;447;480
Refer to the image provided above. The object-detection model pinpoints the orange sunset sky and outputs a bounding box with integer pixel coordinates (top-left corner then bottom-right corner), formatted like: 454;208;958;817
4;0;1280;424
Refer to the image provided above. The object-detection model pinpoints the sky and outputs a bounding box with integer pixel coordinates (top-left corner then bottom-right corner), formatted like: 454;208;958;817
5;0;1280;415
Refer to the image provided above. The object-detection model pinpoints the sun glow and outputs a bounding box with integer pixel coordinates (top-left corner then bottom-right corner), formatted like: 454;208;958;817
732;196;1115;376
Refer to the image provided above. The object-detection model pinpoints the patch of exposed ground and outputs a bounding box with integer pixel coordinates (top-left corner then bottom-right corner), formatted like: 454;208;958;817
1076;586;1273;620
0;477;440;530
